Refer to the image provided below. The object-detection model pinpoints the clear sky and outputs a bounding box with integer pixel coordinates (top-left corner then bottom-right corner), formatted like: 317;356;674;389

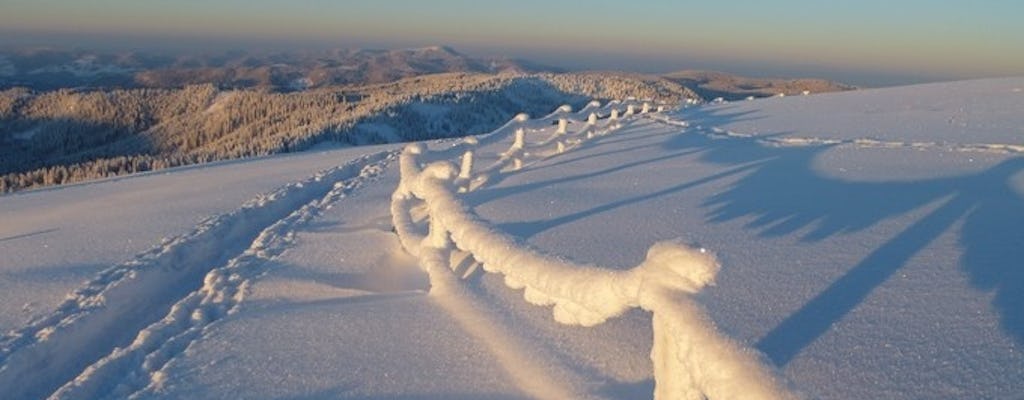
2;0;1022;86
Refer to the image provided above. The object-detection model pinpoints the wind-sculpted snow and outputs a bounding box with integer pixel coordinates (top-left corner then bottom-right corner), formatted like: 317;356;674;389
0;151;396;400
391;104;797;399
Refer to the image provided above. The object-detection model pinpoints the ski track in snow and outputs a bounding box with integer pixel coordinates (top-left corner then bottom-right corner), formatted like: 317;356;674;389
0;151;397;400
648;113;1024;155
717;126;1024;154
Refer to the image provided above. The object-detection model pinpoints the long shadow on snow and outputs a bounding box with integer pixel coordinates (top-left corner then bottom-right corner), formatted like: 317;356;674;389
473;118;654;191
469;147;708;207
597;378;655;400
0;227;59;243
267;262;430;296
676;105;1024;365
470;104;1024;368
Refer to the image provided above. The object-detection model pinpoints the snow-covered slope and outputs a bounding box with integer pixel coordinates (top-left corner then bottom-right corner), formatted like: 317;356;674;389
1;78;1022;399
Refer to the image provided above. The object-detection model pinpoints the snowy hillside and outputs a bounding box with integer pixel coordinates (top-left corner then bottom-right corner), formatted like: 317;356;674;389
1;72;697;193
1;78;1022;399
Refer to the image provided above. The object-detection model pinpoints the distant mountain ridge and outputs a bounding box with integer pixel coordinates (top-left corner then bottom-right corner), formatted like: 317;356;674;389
663;70;856;100
0;46;561;91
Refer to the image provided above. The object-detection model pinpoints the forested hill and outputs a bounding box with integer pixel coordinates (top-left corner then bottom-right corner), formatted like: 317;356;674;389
0;72;698;193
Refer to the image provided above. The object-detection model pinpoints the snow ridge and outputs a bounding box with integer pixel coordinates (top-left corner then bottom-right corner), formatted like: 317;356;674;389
0;151;395;400
391;103;797;399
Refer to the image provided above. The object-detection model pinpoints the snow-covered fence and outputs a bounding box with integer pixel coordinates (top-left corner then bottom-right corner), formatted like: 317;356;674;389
458;103;628;190
391;103;795;400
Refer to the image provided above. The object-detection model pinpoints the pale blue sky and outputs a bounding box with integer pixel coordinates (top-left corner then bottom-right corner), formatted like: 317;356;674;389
2;0;1021;85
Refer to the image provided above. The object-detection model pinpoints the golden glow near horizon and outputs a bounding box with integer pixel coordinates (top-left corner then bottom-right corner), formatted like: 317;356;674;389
2;0;1021;83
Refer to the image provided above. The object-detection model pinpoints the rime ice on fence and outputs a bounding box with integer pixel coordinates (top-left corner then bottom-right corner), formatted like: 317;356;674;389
553;104;572;136
458;137;478;180
390;104;798;399
455;137;478;192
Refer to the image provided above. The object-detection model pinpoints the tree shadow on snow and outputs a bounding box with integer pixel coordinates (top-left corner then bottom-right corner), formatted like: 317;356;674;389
0;227;59;243
470;104;1024;367
674;105;1024;365
596;379;655;400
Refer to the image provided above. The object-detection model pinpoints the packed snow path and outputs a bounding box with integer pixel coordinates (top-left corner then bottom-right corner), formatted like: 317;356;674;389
1;152;397;399
1;78;1022;399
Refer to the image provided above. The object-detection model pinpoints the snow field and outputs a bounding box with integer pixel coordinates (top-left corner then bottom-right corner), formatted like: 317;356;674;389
0;151;396;400
0;146;394;333
2;77;1020;399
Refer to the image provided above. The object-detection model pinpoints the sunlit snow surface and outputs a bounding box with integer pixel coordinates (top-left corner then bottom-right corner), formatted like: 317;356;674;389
1;78;1022;399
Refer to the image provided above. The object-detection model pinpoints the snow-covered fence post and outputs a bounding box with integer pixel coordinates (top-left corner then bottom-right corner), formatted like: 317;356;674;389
642;102;651;114
423;165;456;250
555;104;572;136
391;144;427;258
511;126;525;170
459;138;478;180
505;113;530;171
550;104;574;154
582;111;599;139
625;104;636;117
456;137;478;192
608;108;622;131
512;127;525;150
556;118;568;135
